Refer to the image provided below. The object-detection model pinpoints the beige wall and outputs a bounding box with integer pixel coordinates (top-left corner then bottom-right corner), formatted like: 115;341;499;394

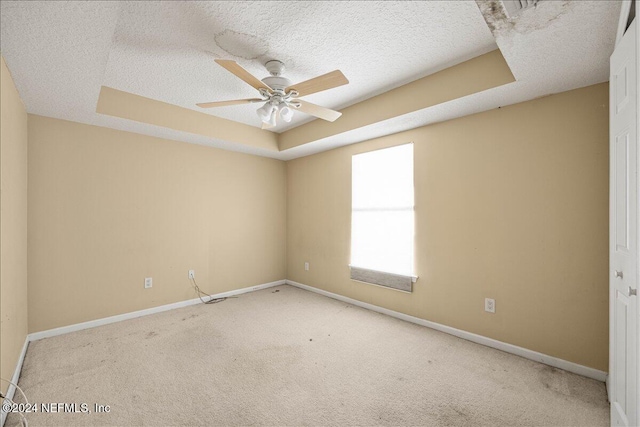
0;56;29;392
287;83;610;371
27;115;286;333
3;60;610;375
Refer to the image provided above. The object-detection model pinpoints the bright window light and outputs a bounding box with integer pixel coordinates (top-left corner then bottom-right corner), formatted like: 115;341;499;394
351;143;414;277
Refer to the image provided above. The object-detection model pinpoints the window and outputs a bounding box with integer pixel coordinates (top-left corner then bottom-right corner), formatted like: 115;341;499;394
350;143;415;292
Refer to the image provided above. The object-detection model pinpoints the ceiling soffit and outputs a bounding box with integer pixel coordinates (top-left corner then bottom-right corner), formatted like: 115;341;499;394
97;86;278;152
96;49;515;154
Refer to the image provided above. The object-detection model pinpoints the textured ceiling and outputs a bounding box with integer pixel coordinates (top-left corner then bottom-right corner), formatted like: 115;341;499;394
285;0;622;160
0;1;621;160
104;1;497;132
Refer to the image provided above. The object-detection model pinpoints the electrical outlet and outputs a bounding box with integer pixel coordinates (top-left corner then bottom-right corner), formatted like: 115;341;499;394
485;298;495;313
188;270;195;279
304;262;309;271
144;277;152;289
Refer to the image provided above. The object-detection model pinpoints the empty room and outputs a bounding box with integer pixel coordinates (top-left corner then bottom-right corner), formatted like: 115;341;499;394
0;1;638;426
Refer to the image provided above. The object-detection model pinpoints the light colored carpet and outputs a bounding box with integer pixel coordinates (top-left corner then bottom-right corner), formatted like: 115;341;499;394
7;284;608;426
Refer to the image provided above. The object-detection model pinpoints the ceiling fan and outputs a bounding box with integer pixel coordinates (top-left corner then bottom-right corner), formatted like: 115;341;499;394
197;59;349;129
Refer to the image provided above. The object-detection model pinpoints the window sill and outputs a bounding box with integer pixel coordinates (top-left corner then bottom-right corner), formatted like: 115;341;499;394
349;265;417;292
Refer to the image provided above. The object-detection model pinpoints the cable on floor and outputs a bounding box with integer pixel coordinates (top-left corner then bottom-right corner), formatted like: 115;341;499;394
189;277;236;305
1;377;29;426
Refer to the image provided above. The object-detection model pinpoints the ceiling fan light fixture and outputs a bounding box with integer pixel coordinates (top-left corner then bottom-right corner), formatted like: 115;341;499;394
280;105;294;123
256;103;274;122
268;106;278;127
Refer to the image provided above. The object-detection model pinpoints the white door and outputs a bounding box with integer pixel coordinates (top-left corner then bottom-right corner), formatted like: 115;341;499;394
610;17;639;427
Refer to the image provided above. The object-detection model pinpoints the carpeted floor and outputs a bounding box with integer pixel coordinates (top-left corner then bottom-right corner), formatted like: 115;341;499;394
6;284;609;426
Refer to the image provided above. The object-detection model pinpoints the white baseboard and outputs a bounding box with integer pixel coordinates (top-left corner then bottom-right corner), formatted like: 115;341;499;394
29;280;285;342
1;336;29;427
286;279;608;383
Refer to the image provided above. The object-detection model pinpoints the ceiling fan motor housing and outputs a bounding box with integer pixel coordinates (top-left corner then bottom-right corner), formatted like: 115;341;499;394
262;76;292;92
262;60;291;92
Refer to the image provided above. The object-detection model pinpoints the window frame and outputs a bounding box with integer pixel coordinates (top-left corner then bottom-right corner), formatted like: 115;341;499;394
349;143;418;291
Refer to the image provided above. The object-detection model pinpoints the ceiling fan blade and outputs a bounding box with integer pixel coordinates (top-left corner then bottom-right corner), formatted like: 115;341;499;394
215;59;272;92
286;70;349;97
196;98;264;108
294;99;342;122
